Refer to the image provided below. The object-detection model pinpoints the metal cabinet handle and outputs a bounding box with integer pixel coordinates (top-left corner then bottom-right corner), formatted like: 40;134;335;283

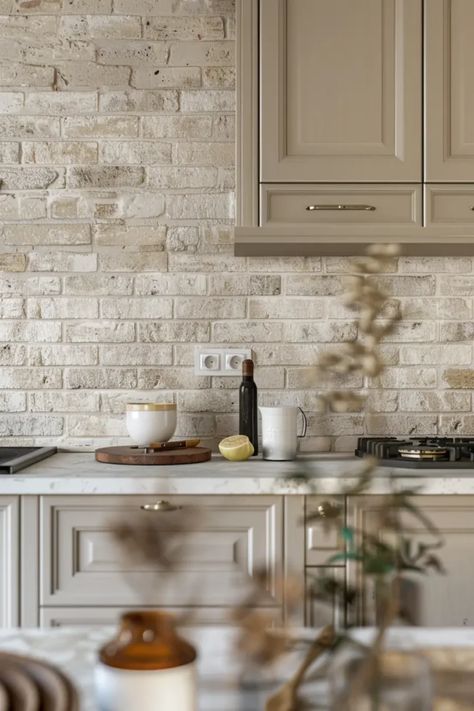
140;500;180;512
306;204;376;212
316;500;343;519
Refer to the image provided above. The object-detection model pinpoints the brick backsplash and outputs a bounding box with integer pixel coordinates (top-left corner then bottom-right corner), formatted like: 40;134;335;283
0;0;472;451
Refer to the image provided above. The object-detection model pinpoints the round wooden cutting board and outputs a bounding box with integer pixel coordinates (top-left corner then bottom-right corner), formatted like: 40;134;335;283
95;446;212;466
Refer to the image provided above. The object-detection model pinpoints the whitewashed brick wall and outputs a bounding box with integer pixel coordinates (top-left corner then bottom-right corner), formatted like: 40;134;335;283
0;0;473;451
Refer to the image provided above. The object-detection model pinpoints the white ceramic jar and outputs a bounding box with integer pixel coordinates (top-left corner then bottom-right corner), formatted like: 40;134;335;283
126;403;177;448
95;611;197;711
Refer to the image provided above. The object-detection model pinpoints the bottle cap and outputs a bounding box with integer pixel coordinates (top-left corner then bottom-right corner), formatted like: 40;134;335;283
242;359;254;376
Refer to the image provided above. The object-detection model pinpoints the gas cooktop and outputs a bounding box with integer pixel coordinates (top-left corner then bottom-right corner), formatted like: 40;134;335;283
0;447;57;474
355;437;474;468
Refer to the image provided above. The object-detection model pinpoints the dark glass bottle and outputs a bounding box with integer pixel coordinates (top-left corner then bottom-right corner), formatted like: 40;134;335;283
239;359;258;456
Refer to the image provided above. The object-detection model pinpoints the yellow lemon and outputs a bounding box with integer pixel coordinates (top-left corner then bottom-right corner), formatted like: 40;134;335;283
218;435;254;461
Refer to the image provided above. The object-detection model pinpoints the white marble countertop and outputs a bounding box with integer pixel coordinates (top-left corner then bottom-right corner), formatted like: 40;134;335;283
1;626;474;710
1;451;474;496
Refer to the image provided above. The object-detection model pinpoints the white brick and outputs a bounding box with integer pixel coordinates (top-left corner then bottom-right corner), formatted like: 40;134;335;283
142;115;212;139
175;297;246;319
4;224;90;246
0;117;59;138
0;392;26;412
0;321;61;342
143;15;224;40
166;193;234;219
138;368;210;390
100;297;172;319
148;167;217;189
30;391;99;413
213;321;283;343
131;66;201;90
400;344;472;365
283;322;357;343
101;141;171;165
99;252;167;272
65;274;132;295
0;92;23;113
0;253;26;272
22;141;98;165
174;142;234;167
0;298;24;318
208;274;281;296
63;116;138;138
376;368;438;389
0;167;63;190
135;273;207;296
0;344;26;365
29;344;98;366
0;63;53;87
0;414;63;436
169;41;234;66
27;252;97;272
27;297;98;319
59;15;141;39
25;92;97;114
366;414;438;436
99;90;178;113
65;368;137;389
65;321;135;343
67;166;145;188
94;225;166;247
100;344;172;366
0;16;57;39
181;90;235;112
97;40;168;65
399;391;471;412
67;414;126;437
250;257;322;273
0;368;61;389
249;297;324;320
139;322;210;342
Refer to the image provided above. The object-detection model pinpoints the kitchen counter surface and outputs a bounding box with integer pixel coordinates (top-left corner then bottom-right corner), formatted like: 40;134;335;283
0;625;473;710
1;451;474;495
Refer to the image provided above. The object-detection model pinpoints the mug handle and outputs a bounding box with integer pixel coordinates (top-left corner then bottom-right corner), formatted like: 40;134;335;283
297;407;307;438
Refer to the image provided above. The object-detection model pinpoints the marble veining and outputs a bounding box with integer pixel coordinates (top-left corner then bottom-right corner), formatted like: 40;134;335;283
0;452;473;496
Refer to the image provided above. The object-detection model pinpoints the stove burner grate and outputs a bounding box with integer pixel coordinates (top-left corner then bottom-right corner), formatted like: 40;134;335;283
355;437;474;468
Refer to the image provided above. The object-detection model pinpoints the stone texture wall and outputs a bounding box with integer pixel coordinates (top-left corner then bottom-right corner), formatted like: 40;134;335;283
0;0;472;451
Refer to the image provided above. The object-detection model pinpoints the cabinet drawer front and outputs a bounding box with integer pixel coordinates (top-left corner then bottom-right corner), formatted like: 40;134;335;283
425;185;474;225
305;496;345;567
40;606;283;628
261;185;421;226
40;495;282;607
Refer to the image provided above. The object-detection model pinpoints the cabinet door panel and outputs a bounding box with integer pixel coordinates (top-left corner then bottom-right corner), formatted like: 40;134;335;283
0;496;19;627
425;0;474;181
347;495;474;626
306;568;345;629
260;0;422;182
425;184;474;225
40;495;282;608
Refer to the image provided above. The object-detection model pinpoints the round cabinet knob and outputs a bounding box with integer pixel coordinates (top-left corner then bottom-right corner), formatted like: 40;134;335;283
140;500;180;512
316;500;342;519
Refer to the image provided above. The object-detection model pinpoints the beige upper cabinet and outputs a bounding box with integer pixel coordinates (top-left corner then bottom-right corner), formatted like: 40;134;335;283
260;0;422;183
425;0;474;181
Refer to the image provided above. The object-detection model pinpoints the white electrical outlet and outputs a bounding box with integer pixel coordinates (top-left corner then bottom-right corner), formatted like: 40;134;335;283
194;347;252;376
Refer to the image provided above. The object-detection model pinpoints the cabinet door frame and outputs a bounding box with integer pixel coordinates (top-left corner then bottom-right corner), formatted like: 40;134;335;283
425;0;474;181
260;0;422;183
0;496;19;627
347;494;474;627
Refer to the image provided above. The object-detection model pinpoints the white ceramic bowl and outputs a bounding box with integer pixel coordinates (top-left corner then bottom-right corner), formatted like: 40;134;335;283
126;403;177;448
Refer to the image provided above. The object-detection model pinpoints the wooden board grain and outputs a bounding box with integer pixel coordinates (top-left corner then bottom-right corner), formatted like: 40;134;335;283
95;446;212;466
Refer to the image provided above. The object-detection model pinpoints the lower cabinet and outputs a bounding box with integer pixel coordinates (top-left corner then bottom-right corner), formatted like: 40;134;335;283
39;495;283;626
0;496;19;627
347;495;474;627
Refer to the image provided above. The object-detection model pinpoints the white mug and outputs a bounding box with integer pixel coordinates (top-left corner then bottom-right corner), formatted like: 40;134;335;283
259;406;307;461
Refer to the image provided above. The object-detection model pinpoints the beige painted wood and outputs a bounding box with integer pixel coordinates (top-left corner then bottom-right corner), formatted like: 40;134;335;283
20;496;39;627
0;496;19;627
305;496;346;567
347;495;474;626
425;184;474;225
425;0;474;181
261;184;422;226
236;0;259;225
40;495;282;608
40;606;283;628
305;568;345;629
234;224;474;256
283;496;305;626
260;0;422;182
